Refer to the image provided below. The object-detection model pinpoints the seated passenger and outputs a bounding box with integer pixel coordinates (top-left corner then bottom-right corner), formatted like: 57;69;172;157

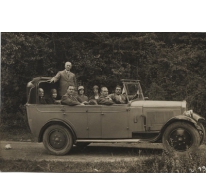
61;86;85;106
38;88;47;104
89;85;100;101
108;85;128;104
46;89;60;104
77;86;89;104
97;87;114;105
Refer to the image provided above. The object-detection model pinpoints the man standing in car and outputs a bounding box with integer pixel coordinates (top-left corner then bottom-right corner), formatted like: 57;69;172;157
49;62;77;97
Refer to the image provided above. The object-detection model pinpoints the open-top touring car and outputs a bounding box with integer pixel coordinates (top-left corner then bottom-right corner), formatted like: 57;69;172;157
26;77;206;155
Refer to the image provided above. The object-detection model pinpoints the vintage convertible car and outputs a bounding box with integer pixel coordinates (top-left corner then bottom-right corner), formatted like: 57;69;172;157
26;77;206;155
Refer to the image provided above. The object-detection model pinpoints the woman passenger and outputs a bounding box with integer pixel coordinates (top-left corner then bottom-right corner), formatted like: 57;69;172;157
77;86;89;104
89;85;100;101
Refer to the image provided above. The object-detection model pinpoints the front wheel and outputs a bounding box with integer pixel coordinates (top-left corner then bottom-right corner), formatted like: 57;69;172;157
199;123;205;145
162;122;200;154
43;125;73;155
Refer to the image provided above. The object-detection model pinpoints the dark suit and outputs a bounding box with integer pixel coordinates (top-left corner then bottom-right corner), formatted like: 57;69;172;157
39;97;47;104
61;94;81;106
52;70;77;97
108;93;128;104
77;95;88;103
97;95;114;105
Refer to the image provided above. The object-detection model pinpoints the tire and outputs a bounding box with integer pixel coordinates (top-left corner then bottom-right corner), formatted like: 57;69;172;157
199;123;206;145
162;122;200;154
43;125;73;155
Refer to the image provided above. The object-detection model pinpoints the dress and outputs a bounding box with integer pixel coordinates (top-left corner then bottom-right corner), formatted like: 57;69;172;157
89;94;100;100
61;94;81;106
108;93;128;104
97;95;114;105
52;70;77;97
77;95;88;103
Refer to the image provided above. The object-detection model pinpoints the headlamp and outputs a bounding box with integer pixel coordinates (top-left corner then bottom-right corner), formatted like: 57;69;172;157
183;110;193;118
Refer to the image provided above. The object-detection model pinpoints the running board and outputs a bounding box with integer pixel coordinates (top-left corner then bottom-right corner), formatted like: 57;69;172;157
76;139;144;143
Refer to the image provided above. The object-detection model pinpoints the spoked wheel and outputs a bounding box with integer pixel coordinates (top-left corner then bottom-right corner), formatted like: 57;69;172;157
162;122;200;154
43;125;73;155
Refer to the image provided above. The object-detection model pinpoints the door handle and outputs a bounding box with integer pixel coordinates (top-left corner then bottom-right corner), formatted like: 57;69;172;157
101;113;104;115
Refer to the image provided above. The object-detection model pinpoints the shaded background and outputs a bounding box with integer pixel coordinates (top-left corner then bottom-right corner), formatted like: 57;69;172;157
1;32;206;126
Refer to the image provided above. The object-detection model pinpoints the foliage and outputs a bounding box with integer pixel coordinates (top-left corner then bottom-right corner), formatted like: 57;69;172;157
1;32;206;125
0;150;206;172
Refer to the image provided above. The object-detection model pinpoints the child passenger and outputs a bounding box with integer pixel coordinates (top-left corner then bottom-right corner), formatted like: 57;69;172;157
46;89;60;104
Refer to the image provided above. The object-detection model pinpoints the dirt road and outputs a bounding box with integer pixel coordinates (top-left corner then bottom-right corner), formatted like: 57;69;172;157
0;141;164;162
1;141;206;162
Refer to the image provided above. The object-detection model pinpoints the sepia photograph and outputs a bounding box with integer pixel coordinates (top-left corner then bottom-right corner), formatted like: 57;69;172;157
0;0;206;175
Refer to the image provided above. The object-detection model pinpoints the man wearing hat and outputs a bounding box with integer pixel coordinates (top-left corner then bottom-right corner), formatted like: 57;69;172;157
77;86;89;104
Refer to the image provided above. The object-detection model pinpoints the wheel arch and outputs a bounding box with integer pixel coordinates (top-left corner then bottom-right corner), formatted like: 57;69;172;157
152;115;198;142
38;119;77;143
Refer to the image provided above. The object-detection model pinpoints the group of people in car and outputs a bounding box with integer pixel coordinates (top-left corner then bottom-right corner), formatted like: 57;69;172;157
38;84;131;106
38;61;137;106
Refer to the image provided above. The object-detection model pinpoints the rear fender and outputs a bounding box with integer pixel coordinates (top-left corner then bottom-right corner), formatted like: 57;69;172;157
38;119;77;143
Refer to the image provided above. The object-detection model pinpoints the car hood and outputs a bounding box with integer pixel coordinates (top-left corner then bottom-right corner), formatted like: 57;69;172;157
130;100;185;108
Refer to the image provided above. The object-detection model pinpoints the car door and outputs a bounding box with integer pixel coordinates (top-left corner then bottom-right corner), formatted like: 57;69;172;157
101;104;129;138
86;105;102;138
63;105;89;138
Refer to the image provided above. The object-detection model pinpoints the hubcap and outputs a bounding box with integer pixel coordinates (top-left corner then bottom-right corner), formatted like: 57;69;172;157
168;128;193;151
48;129;67;150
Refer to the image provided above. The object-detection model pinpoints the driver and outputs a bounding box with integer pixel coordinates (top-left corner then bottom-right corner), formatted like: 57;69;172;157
108;85;128;104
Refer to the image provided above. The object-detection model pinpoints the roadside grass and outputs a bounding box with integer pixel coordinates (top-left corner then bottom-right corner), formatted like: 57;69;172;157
1;149;206;173
0;124;34;142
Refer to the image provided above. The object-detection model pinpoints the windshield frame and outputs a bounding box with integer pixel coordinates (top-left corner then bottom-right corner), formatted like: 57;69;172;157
121;79;145;101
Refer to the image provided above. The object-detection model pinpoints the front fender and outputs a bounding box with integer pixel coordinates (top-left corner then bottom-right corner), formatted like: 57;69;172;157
151;115;201;143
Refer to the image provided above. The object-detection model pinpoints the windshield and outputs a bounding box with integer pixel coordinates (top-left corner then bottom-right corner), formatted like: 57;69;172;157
122;81;144;101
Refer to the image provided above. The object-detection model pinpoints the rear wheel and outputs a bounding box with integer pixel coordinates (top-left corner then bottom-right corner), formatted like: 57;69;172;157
43;125;73;155
162;122;200;154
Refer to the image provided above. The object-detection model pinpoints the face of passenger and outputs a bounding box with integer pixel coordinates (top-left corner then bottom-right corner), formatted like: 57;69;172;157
65;62;72;71
79;89;84;95
52;92;57;98
67;86;75;95
93;88;98;94
101;87;108;97
39;88;44;97
115;87;121;95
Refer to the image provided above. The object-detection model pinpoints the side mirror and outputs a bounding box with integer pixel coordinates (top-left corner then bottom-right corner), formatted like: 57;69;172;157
144;97;149;100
